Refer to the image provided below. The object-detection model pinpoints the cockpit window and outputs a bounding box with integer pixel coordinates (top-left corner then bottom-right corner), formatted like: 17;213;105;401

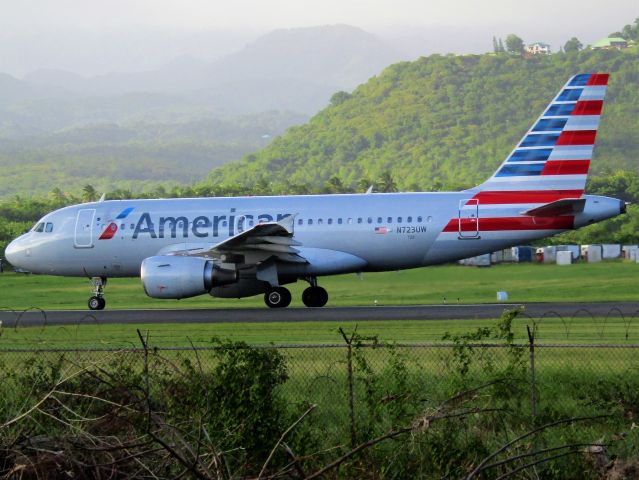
33;222;44;232
45;223;53;233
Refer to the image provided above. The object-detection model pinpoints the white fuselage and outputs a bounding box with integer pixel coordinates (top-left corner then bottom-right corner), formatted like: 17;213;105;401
5;192;623;279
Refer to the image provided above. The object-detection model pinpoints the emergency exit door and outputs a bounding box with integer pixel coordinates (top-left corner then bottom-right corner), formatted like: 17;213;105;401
74;209;96;248
458;199;479;239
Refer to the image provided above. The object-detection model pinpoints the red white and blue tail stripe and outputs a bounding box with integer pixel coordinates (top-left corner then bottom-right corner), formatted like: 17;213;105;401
477;73;608;197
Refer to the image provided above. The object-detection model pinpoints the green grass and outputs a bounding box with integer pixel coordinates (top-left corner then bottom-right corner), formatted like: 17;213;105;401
1;261;638;311
1;316;638;349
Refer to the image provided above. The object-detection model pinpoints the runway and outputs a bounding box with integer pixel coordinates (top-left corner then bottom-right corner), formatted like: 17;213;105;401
1;302;638;327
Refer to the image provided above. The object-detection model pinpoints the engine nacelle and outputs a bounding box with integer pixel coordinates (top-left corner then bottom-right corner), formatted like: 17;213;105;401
141;256;237;299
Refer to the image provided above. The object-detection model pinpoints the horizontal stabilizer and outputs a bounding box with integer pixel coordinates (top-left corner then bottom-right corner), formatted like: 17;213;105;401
523;198;585;217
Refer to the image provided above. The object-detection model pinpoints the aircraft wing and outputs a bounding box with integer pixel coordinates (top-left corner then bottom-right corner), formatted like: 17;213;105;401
523;198;586;217
168;214;307;264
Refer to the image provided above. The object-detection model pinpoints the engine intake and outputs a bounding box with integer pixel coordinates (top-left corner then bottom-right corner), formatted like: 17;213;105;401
141;255;237;299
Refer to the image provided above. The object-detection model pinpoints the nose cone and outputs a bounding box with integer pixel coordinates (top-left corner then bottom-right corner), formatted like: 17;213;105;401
5;236;27;268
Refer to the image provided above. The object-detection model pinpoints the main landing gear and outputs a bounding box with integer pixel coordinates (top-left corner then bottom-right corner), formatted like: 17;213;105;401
88;277;107;310
302;276;328;308
264;286;292;308
263;277;329;308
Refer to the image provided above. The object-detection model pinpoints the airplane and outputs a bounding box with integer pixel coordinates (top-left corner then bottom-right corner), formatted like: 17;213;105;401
4;73;625;310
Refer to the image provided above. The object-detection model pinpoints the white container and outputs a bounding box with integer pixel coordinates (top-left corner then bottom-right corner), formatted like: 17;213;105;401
543;246;557;264
556;250;572;265
586;245;602;263
622;245;638;260
502;248;515;262
491;251;503;264
601;244;621;259
497;291;508;301
464;254;491;267
557;244;580;261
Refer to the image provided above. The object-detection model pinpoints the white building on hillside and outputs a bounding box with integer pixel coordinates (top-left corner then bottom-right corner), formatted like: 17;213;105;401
525;42;551;55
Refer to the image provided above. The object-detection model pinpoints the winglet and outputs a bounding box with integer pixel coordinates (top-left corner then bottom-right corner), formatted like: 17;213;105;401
98;193;106;202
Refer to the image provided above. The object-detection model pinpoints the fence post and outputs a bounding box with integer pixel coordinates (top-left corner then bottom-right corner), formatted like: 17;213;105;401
339;327;357;448
527;325;537;421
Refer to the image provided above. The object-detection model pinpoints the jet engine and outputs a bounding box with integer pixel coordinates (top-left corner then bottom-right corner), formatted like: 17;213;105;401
141;256;237;299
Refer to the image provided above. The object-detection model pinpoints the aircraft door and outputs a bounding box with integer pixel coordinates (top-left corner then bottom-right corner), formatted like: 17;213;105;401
74;209;96;248
458;199;479;239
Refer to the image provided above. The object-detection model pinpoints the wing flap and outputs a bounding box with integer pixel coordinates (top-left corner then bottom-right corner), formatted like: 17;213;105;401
172;214;307;264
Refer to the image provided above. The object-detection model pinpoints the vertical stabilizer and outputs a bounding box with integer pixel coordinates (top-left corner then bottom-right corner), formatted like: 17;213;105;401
476;73;608;202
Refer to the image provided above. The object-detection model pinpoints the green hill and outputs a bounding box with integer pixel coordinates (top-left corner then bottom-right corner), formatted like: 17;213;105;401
204;47;639;192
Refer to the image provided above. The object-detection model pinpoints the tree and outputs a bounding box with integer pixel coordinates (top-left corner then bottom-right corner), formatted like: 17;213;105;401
492;36;499;53
377;171;397;193
330;91;352;106
498;38;505;53
505;34;524;54
564;37;583;53
82;184;98;202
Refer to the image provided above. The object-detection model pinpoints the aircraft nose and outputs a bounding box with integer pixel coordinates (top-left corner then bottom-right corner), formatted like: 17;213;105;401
4;236;27;267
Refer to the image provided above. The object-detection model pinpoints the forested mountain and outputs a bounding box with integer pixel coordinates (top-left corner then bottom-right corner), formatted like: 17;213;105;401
204;47;639;192
0;111;306;198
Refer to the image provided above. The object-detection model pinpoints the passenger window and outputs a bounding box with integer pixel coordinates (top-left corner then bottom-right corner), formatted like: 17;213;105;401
427;216;433;222
367;217;372;224
347;218;353;224
357;218;363;224
397;217;403;223
130;223;135;229
377;217;382;223
318;218;323;225
387;216;392;223
249;220;254;227
308;219;313;225
417;216;423;223
298;219;303;225
338;218;343;225
328;218;333;225
120;224;125;230
407;216;412;222
45;223;53;233
34;223;44;232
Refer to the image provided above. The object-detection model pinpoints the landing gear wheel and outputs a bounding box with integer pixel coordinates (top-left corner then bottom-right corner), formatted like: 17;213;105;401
88;277;107;310
264;287;291;308
88;296;105;310
302;286;328;308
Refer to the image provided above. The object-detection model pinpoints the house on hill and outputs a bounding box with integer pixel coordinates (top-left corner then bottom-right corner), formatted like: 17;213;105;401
524;42;551;55
591;37;629;50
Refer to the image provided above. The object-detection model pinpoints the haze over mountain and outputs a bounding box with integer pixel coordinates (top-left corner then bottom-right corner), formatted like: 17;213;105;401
0;25;405;198
12;25;401;114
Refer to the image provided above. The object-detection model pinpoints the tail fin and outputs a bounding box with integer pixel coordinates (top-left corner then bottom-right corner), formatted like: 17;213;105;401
476;73;608;200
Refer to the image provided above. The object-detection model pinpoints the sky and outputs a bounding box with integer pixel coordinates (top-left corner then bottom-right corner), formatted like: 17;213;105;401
1;0;637;76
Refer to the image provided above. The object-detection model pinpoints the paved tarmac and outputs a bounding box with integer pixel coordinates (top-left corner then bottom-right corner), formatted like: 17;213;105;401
1;302;638;327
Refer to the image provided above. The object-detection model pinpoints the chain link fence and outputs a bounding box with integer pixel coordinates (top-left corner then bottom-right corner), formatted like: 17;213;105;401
1;340;637;444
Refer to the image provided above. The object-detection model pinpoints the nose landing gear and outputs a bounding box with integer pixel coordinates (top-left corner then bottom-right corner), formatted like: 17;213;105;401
88;277;107;310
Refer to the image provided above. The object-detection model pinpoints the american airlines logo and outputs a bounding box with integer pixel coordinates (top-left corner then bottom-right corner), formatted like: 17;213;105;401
99;207;294;240
128;212;292;239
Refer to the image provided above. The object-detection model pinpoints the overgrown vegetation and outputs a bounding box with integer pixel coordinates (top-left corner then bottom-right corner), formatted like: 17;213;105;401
1;313;638;478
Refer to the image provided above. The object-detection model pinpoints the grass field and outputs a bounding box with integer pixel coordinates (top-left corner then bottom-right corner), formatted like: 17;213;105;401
1;261;638;348
1;261;638;311
1;315;638;349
